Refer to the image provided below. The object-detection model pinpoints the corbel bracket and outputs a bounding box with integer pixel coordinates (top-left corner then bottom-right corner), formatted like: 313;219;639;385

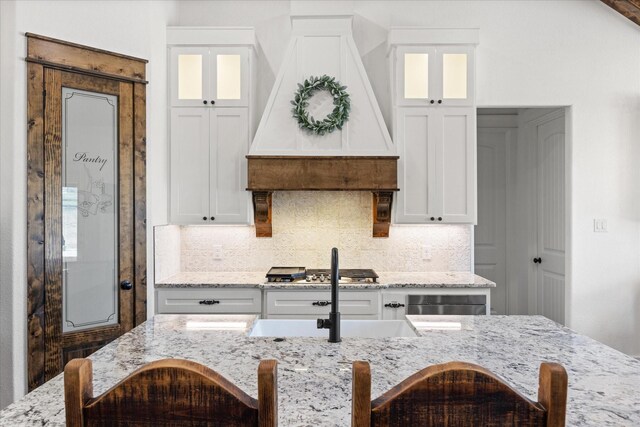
252;191;273;237
372;191;394;238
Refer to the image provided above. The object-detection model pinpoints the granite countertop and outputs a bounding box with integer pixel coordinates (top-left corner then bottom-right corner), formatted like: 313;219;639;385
155;271;496;289
2;314;638;426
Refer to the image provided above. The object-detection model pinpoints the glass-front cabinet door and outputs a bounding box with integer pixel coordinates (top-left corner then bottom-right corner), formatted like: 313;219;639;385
171;47;210;107
437;45;474;106
170;46;248;107
395;46;437;106
210;47;249;107
395;45;474;106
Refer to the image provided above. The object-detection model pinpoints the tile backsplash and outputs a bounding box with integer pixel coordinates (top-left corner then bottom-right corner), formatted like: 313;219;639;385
154;192;471;280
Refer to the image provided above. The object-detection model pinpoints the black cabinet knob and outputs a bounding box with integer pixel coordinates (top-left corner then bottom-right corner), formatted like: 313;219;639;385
120;280;132;290
202;216;207;221
210;100;215;105
438;217;442;221
203;100;208;105
430;217;435;221
430;100;435;104
533;257;542;264
210;216;215;221
438;99;442;104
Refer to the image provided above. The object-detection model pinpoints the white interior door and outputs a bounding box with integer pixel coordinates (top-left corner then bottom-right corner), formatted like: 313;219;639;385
475;129;508;314
535;114;565;324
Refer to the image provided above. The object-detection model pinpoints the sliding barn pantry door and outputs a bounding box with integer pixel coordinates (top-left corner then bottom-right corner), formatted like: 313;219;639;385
26;34;147;389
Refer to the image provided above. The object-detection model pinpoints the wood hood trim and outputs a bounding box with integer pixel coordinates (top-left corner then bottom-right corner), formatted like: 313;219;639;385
247;156;398;238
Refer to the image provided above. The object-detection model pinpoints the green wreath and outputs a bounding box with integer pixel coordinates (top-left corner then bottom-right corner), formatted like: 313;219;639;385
290;75;350;135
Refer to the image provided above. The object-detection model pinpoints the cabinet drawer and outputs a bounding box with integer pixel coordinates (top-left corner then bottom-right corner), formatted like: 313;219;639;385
156;288;262;314
381;293;408;320
266;314;379;320
265;291;379;316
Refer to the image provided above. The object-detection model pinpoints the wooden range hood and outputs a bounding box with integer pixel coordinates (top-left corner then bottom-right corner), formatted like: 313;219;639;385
247;156;399;238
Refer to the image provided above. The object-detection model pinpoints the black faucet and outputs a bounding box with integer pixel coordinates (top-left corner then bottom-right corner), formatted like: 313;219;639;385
317;247;341;342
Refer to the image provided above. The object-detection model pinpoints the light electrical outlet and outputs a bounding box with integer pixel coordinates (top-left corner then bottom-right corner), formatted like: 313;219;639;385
593;219;608;233
421;245;431;260
212;245;223;260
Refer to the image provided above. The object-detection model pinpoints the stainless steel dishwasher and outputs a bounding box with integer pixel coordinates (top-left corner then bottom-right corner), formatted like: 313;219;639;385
407;295;487;315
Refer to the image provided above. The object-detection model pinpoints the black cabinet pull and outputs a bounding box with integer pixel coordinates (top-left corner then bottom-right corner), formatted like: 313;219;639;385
430;217;435;221
120;280;132;290
438;217;442;221
384;302;405;309
199;299;220;305
438;99;442;104
203;100;208;105
202;216;207;221
533;257;542;264
211;100;215;105
430;100;435;104
210;216;215;221
312;301;331;307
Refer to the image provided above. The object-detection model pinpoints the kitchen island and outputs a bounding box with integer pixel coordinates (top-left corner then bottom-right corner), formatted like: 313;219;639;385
2;315;639;426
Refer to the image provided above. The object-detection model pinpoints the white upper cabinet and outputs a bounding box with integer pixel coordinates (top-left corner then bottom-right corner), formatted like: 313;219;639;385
389;28;478;224
168;28;255;225
395;45;474;107
439;108;476;222
395;107;476;224
170;108;250;225
389;28;478;107
171;47;250;107
170;108;211;223
209;108;250;223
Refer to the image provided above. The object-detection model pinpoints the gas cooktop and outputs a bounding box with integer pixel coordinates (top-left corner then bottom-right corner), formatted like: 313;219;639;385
265;267;378;283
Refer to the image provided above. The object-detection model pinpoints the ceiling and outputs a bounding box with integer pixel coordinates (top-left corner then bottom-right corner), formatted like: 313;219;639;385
601;0;640;26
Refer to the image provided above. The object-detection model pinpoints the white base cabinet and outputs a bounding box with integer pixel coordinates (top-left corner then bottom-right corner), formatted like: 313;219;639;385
155;288;491;318
156;288;262;314
381;288;491;319
264;290;379;320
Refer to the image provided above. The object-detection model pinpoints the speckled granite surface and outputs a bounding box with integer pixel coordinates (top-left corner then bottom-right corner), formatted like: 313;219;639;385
155;272;266;288
155;271;495;289
2;315;639;426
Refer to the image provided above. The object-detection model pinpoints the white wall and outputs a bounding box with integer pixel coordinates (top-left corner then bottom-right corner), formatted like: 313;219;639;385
177;0;640;355
0;0;178;408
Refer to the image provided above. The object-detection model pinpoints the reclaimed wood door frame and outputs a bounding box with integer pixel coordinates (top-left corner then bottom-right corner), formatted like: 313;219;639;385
26;33;147;390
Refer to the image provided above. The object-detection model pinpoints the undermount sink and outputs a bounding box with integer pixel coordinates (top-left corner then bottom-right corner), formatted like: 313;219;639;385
248;319;418;338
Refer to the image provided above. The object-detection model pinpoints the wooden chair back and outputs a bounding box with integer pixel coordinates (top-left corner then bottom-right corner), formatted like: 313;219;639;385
64;358;277;427
352;361;567;427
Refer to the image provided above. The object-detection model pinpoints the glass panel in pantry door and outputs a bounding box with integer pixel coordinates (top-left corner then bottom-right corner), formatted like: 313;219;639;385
61;87;118;333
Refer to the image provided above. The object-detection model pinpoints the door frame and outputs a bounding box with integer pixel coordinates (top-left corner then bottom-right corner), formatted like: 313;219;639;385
26;33;148;390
